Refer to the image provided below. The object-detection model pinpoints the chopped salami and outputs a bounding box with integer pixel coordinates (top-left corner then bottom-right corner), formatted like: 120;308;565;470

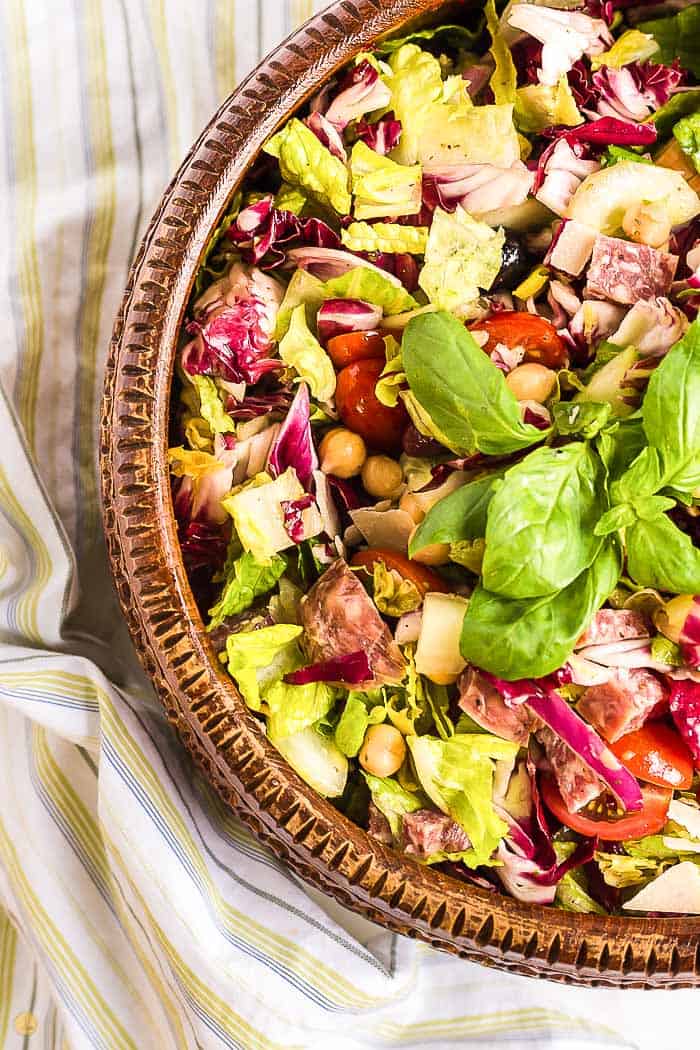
577;667;668;743
585;235;678;305
458;668;538;745
538;725;604;812
299;558;406;687
367;802;393;845
402;809;471;858
576;609;650;648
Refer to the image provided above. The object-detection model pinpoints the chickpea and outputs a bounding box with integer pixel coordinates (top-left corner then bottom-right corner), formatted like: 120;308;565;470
622;201;671;249
319;427;366;478
359;723;406;778
409;528;451;566
505;362;556;403
399;491;425;524
361;455;403;500
653;594;696;644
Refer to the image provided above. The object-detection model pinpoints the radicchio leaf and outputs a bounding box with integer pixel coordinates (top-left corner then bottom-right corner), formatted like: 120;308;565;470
184;302;282;385
591;61;685;122
281;494;316;544
285;650;373;685
316;298;383;343
324;60;392;131
355;112;402;155
267;382;318;489
228;196;340;269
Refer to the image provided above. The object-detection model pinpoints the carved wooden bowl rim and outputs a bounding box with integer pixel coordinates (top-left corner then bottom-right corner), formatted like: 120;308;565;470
100;0;700;987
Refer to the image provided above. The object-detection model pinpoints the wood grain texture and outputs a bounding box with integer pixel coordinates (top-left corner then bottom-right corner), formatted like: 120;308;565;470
100;0;700;986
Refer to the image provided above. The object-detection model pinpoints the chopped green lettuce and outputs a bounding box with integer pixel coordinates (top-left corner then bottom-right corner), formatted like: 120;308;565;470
274;269;326;341
274;182;308;215
485;0;516;105
225;623;304;710
590;29;659;70
208;552;287;630
323;267;419;315
189;375;235;435
515;76;582;134
650;634;683;667
449;538;486;574
384;44;447;165
222;468;321;563
335;694;371;757
264;117;351;215
419;206;505;314
362;772;426;839
674;112;700;175
167;445;221;479
375;337;405;407
279;304;336;401
270;724;348;797
419;103;521;168
350;142;422;220
407;733;519;866
637;4;700;78
341;221;428;255
266;679;335;740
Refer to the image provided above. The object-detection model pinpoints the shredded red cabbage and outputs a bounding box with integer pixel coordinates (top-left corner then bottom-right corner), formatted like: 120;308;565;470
285;650;373;685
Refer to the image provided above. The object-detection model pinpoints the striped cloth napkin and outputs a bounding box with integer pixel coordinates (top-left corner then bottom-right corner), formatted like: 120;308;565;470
0;2;694;1046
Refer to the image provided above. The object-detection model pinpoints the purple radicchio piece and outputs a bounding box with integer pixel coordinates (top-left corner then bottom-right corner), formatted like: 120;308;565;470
316;298;383;343
267;382;318;490
285;650;373;685
324;60;392;131
228;196;340;269
355;112;402;155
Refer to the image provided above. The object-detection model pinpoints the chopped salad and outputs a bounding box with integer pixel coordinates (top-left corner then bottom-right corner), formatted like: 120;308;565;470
169;0;700;916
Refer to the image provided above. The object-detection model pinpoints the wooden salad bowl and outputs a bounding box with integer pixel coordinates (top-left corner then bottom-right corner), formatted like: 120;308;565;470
100;0;700;986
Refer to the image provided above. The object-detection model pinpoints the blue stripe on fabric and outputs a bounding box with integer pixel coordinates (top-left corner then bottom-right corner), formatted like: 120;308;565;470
0;685;99;712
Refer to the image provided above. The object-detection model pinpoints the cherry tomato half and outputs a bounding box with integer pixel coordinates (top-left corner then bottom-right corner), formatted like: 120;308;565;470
610;722;694;790
326;330;387;369
470;312;569;368
350;549;449;597
335;357;408;454
540;775;671;841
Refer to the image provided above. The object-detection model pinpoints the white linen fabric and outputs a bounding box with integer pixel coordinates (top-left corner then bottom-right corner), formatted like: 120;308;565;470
0;2;695;1047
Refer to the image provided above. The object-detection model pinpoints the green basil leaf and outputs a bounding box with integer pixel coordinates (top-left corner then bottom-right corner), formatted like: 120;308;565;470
642;320;700;492
595;417;646;481
637;5;700;77
626;514;700;592
408;474;499;555
595;503;637;537
553;400;612;439
610;446;665;505
402;311;548;456
460;541;621;680
633;494;676;521
482;444;608;598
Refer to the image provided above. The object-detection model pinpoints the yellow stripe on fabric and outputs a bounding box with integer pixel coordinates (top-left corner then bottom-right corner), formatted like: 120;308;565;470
291;0;313;25
100;693;394;1011
0;545;8;580
0;466;52;644
0;908;18;1046
0;670;100;708
0;817;137;1050
147;0;180;169
213;0;236;102
371;1006;624;1041
76;0;116;551
105;834;296;1050
5;0;43;450
105;873;191;1050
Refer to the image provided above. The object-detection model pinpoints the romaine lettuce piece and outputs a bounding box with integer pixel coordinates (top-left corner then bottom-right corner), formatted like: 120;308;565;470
674;112;700;175
408;734;518;865
323;267;419;315
341;221;428;254
485;0;516;105
189;374;235;435
208;551;287;630
566;160;700;233
350;141;422;220
418;104;521;168
265;679;335;739
222;468;322;563
515;77;582;134
274;269;326;341
225;623;304;710
362;772;426;839
269;723;348;797
384;44;446;165
637;4;700;78
419;206;505;314
590;29;659;70
264;117;351;215
278;304;336;401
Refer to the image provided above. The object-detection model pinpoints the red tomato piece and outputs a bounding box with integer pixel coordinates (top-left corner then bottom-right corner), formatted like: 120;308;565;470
350;549;449;597
540;775;671;842
610;722;694;790
470;312;569;368
335;358;408;454
326;331;386;368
